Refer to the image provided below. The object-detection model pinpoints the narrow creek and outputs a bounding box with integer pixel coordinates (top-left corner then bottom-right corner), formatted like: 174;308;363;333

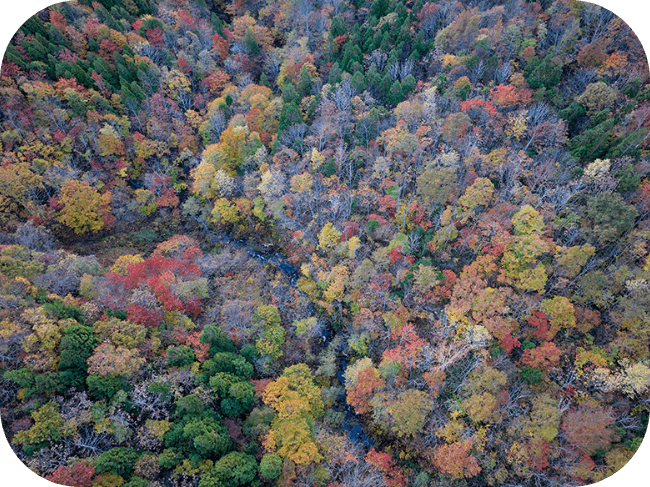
194;217;373;448
194;216;298;285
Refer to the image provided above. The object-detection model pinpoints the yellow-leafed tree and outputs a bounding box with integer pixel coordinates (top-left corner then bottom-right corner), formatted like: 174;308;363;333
263;363;324;465
57;180;112;235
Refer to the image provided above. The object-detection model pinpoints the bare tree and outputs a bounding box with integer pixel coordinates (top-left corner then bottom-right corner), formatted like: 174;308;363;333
14;221;55;251
263;51;282;82
70;425;114;455
207;110;226;143
370;50;388;72
494;60;512;85
331;78;355;113
294;0;315;37
324;0;345;16
388;63;400;82
581;3;614;43
280;124;308;155
468;58;486;85
335;143;357;189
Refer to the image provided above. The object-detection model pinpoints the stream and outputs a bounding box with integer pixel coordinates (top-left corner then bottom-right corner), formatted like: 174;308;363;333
194;216;298;286
194;217;373;448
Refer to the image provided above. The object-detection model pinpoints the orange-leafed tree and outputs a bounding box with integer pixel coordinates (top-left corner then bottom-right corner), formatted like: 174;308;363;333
430;438;481;479
347;366;385;414
203;70;231;96
491;84;532;108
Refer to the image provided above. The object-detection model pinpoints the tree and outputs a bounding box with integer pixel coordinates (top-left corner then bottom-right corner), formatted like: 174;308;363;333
93;317;145;349
45;461;95;487
442;112;471;141
519;341;562;372
347;365;385;414
525;393;562;442
200;324;236;355
57;180;112;234
87;344;145;377
554;244;595;278
201;125;253;175
511;205;543;235
224;381;255;416
577;81;618;114
254;305;285;362
430;439;481;479
434;7;480;52
95;447;140;478
540;296;576;339
586;192;638;244
259;453;282;480
230;14;272;52
387;80;403;105
463;391;499;424
578;41;608;68
199;452;257;487
12;402;67;446
491;84;532;108
561;402;616;455
500;234;552;293
384;389;432;437
264;363;323;417
263;364;324;465
203;353;253;380
365;448;408;487
416;165;456;209
167;345;196;367
167;416;231;459
457;177;494;217
59;324;97;388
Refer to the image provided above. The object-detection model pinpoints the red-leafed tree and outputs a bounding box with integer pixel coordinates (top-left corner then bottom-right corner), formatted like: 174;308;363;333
528;311;550;340
365;448;407;487
104;236;207;320
212;33;229;60
491;84;532;108
204;70;231;96
382;323;425;371
144;173;179;208
526;438;551;471
45;461;95;487
126;304;165;328
146;28;164;46
519;341;562;372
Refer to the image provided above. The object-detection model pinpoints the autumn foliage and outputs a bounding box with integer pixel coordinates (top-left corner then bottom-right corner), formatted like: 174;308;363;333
1;1;649;486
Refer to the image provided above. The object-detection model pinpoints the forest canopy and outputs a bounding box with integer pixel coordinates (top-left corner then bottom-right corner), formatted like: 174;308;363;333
1;0;650;486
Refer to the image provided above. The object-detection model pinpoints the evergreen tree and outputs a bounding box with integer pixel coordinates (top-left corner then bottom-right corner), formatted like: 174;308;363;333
298;65;312;97
351;71;366;93
328;62;342;85
281;82;301;105
401;74;416;96
388;80;403;105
